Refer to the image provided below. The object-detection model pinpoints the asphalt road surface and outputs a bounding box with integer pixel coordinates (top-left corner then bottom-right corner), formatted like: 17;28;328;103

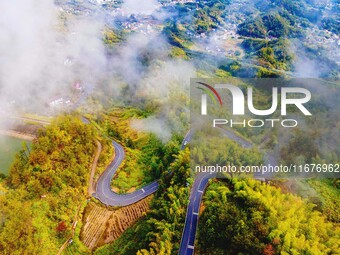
94;140;159;206
93;127;274;254
178;172;216;255
177;127;261;255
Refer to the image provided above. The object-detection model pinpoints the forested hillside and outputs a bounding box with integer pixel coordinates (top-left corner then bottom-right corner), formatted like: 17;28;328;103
197;178;340;255
0;0;338;254
0;115;112;254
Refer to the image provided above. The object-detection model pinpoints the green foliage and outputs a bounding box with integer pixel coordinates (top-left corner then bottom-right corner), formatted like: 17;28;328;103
321;17;340;34
96;136;114;179
91;108;181;193
193;9;218;34
242;38;294;71
259;47;276;66
280;129;319;165
195;0;230;31
94;150;191;255
191;133;263;171
9;115;96;194
215;69;232;78
94;218;153;255
162;23;191;49
162;0;230;39
270;0;321;23
197;178;340;255
307;179;340;223
103;28;124;45
218;61;243;76
238;12;303;39
0;115;95;254
241;38;267;52
169;47;189;60
238;17;267;38
256;67;281;78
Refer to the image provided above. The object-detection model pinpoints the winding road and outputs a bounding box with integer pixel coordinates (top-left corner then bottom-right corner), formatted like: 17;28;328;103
93;126;272;254
9;114;272;254
93;140;159;206
94;128;196;207
177;128;269;255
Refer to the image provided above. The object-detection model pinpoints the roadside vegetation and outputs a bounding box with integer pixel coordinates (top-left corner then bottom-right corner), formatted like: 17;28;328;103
197;178;340;255
0;0;338;254
94;149;191;255
85;108;182;193
306;179;340;223
0;115;108;254
191;133;263;169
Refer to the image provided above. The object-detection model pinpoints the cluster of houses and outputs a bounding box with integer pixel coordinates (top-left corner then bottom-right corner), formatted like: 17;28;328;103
120;20;159;34
48;81;84;109
304;26;340;64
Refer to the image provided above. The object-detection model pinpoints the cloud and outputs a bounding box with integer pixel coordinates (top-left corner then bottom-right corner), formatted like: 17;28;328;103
0;0;106;115
138;60;195;99
131;116;172;143
121;0;160;16
0;0;195;141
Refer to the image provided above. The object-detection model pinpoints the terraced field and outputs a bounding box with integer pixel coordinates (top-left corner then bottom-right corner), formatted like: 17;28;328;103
81;196;152;250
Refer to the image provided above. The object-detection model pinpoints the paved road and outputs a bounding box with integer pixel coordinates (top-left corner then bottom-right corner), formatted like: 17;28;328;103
12;113;275;254
178;128;257;255
94;127;195;207
93;126;275;254
181;129;195;150
94;140;159;206
178;172;216;255
15;92;275;254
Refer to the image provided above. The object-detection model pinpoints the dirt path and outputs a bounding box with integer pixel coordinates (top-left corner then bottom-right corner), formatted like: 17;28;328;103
56;202;84;255
56;140;101;255
0;130;35;141
88;140;102;196
11;115;51;125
